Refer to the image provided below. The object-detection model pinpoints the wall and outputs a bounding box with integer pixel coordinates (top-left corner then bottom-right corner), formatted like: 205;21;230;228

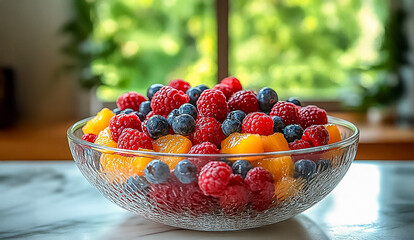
0;0;78;123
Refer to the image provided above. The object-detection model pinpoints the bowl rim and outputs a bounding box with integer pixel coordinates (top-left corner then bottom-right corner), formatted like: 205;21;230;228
67;116;359;158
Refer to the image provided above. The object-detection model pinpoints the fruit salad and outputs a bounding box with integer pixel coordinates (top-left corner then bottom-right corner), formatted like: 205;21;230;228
80;77;343;214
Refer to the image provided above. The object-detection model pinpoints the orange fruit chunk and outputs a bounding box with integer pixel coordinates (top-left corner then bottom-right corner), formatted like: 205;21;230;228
220;133;264;155
274;177;305;202
326;124;342;144
153;135;193;168
82;108;115;135
261;133;290;152
94;127;117;148
255;156;294;183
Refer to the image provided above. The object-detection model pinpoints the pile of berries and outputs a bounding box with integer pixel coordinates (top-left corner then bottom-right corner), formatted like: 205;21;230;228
81;77;342;214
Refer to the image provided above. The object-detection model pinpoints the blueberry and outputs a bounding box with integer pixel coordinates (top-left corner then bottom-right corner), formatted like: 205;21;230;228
174;160;198;184
113;108;121;115
232;160;253;178
195;84;209;93
146;115;169;139
139;100;152;116
257;87;278;112
178;103;198;119
147;83;164;100
287;97;302;107
222;118;242;136
186;87;202;106
316;159;331;172
272;116;285;133
294;159;317;179
283;124;303;143
227;110;246;122
133;111;145;122
167;109;179;126
219;159;233;168
122;108;134;114
123;175;149;193
172;114;196;136
144;160;170;184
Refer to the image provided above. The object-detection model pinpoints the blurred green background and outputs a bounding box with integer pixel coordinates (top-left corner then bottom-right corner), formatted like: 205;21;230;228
62;0;391;105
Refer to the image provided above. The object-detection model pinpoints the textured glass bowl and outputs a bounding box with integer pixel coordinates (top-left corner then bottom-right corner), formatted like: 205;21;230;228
67;116;359;231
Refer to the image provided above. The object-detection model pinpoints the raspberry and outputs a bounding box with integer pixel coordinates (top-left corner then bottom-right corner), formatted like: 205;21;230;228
117;128;153;150
190;117;225;148
245;167;275;211
116;91;146;111
269;101;299;126
289;139;312;150
198;161;232;197
109;113;142;142
221;76;242;93
299;105;328;129
168;79;191;93
188;142;220;154
302;125;329;147
241;112;274;136
227;90;259;114
212;83;233;99
197;89;229;122
151;86;189;116
219;174;249;213
81;133;97;143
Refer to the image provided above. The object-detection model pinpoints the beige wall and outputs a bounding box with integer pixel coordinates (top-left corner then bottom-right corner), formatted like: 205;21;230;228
0;0;78;122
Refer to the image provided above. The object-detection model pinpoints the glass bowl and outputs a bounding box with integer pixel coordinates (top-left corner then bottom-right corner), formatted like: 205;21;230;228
67;116;359;231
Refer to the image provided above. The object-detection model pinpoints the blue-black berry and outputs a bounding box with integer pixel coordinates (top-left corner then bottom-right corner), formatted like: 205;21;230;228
174;160;198;184
144;160;170;184
167;109;179;126
222;118;242;136
186;87;202;106
195;84;209;93
287;97;302;107
272;116;285;133
113;108;121;115
147;83;164;100
178;103;198;120
232;160;254;178
123;175;149;193
146;115;169;139
294;159;316;179
227;110;246;122
284;124;303;143
316;159;331;172
122;108;134;114
219;159;233;168
132;111;145;122
257;87;278;112
139;100;152;116
172;114;196;136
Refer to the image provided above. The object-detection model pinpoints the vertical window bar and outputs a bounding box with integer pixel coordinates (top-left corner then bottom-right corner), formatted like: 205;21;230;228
216;0;229;83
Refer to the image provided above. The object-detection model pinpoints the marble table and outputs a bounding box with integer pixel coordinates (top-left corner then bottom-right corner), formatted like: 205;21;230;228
0;161;413;240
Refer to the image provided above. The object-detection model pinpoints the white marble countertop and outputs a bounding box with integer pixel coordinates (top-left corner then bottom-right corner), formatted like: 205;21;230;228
0;161;413;240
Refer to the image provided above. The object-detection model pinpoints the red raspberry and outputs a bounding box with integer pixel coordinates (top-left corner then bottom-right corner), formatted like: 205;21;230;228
289;139;312;150
219;174;249;213
269;101;299;126
212;83;233;99
190;117;225;148
198;161;232;197
221;76;242;93
245;167;275;212
117;128;153;150
81;133;97;143
197;89;229;122
109;113;142;142
302;125;329;147
116;91;146;111
227;90;259;114
168;79;191;93
241;112;274;136
299;105;328;129
151;86;189;116
188;142;220;154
